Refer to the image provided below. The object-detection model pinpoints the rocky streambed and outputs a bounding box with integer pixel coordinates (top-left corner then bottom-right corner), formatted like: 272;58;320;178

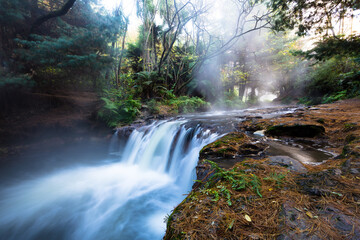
164;99;360;239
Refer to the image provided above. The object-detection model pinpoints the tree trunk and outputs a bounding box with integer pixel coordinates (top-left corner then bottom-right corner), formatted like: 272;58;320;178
31;0;77;32
238;80;246;101
117;23;128;88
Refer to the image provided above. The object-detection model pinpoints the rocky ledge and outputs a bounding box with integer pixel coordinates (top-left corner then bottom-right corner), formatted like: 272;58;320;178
164;99;360;240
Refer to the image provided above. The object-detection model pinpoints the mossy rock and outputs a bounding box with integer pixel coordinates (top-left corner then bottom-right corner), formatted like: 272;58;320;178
265;124;325;138
238;143;268;156
200;132;249;159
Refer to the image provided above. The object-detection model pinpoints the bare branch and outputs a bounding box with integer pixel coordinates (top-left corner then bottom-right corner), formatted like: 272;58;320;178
31;0;77;32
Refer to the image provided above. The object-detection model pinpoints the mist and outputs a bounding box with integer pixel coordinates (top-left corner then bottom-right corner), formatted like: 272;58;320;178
187;0;308;107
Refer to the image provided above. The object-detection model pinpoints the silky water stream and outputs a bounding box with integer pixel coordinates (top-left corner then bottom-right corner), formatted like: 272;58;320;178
0;107;333;240
0;120;219;240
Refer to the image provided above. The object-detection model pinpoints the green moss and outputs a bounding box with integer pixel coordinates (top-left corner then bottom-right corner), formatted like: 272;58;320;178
213;141;224;147
216;147;235;154
344;123;357;132
200;132;248;157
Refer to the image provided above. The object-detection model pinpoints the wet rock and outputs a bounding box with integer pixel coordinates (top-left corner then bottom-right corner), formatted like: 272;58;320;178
278;202;321;240
318;206;360;239
267;156;308;173
244;116;263;120
265;124;325;138
199;132;269;167
238;142;268;156
334;168;342;176
199;132;249;159
239;120;267;132
194;160;213;189
296;171;341;197
116;126;136;138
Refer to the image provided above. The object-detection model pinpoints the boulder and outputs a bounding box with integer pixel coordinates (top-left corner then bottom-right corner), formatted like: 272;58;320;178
265;124;325;138
267;156;308;173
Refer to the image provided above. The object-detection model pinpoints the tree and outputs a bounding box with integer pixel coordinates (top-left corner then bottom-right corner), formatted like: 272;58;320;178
4;0;127;90
173;0;272;95
31;0;77;32
269;0;360;36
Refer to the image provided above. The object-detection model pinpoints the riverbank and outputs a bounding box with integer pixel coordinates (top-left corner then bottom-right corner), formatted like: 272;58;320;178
0;90;112;162
164;99;360;239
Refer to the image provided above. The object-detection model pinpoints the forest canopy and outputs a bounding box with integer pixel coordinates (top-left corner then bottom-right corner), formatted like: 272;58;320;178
0;0;359;125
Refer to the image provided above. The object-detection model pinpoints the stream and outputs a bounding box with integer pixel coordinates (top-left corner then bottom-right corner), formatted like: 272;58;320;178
0;107;333;240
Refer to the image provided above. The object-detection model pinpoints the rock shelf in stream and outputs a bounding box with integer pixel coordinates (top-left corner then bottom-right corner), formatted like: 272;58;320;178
164;99;360;240
265;124;325;138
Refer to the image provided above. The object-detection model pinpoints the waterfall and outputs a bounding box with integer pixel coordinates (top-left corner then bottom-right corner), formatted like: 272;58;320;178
0;120;219;240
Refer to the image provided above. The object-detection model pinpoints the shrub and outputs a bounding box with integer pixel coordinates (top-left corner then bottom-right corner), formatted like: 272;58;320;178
214;91;247;109
147;99;159;114
97;90;141;127
301;56;360;104
168;96;209;113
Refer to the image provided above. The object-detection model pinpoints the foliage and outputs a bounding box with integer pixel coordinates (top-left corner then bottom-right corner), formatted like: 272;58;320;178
201;184;233;206
133;71;167;98
299;56;360;104
97;89;141;127
269;0;360;36
0;67;33;88
98;85;209;126
214;91;247;109
147;99;160;114
205;160;263;198
15;12;123;89
264;172;286;188
268;0;360;104
322;90;348;104
0;0;29;25
126;42;143;73
299;35;360;61
0;0;128;91
167;96;209;113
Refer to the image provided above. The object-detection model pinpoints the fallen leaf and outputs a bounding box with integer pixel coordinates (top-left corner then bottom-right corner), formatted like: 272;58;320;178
306;211;314;219
244;214;252;222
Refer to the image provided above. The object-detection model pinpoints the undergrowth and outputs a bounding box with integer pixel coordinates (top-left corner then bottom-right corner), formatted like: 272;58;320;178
97;89;141;127
202;160;263;199
98;88;210;127
166;96;209;113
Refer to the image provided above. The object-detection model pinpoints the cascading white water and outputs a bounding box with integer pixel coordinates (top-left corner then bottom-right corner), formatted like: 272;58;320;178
0;120;219;240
